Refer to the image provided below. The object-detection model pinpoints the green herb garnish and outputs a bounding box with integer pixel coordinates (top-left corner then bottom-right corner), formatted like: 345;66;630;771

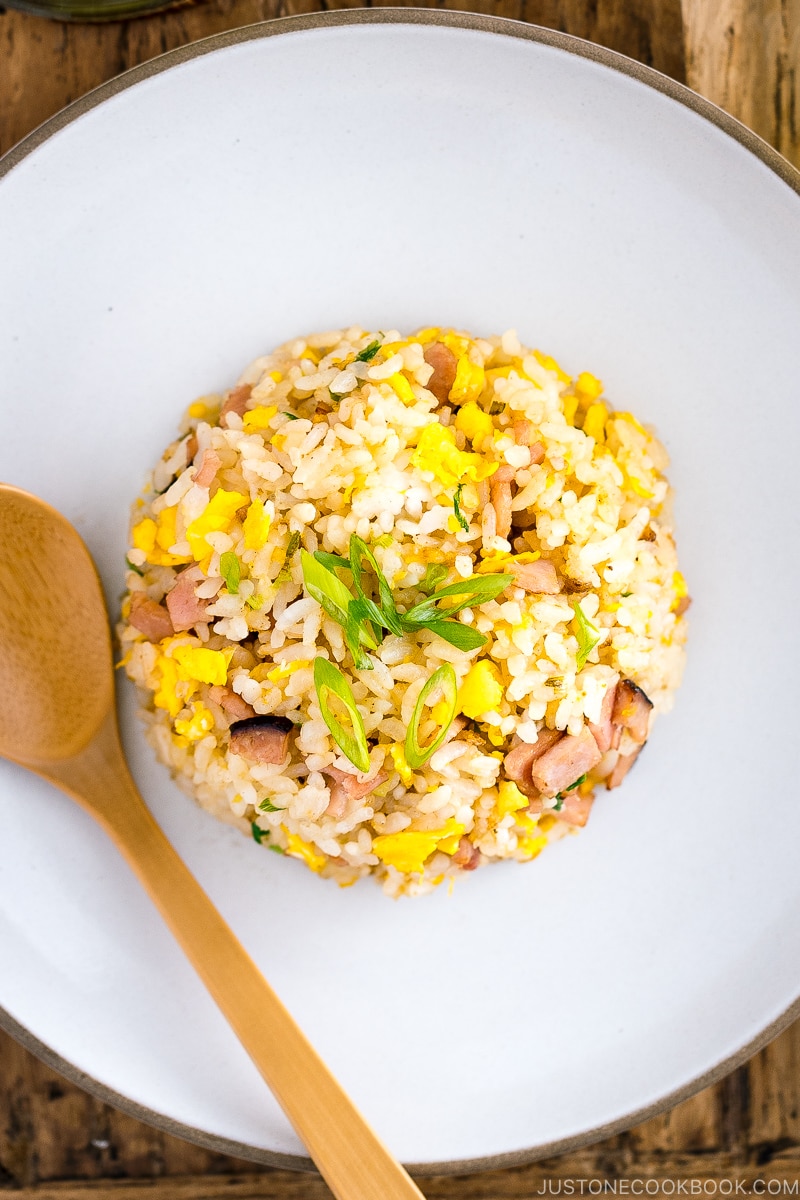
572;601;601;669
553;796;564;812
258;798;285;813
418;564;449;595
220;550;241;594
561;774;586;795
622;591;632;598
354;339;381;363
283;411;300;421
313;550;352;574
405;663;458;769
245;593;264;610
453;484;469;533
402;574;514;626
301;550;377;669
313;656;371;772
267;843;285;855
375;533;393;549
125;557;145;577
349;534;404;637
423;620;486;652
251;821;270;844
275;531;301;584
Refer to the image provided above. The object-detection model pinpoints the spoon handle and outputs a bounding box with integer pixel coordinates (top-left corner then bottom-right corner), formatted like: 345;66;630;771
47;714;425;1200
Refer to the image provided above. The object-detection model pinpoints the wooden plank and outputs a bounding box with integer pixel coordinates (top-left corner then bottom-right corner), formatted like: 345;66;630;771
7;1145;800;1199
682;0;800;167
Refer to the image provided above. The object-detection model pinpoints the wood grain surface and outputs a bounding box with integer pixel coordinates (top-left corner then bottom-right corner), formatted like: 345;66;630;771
2;0;799;1195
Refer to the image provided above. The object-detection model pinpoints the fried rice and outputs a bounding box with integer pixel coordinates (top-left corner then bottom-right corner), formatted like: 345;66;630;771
119;326;688;897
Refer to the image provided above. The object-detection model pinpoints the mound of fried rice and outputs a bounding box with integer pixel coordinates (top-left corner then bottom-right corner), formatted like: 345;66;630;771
119;326;688;897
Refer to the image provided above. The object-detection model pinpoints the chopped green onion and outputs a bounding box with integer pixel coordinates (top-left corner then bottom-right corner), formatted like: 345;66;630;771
219;550;241;594
562;774;586;794
275;531;301;583
313;657;371;772
267;842;285;855
301;549;355;628
453;484;469;533
301;550;377;665
418;563;449;595
251;821;270;844
125;557;145;577
283;411;300;421
354;339;381;363
349;534;404;637
258;798;285;812
328;387;344;403
375;533;393;549
402;573;513;626
622;591;632;598
245;593;264;610
313;550;352;574
404;663;458;770
553;796;564;812
572;601;601;669
425;620;486;651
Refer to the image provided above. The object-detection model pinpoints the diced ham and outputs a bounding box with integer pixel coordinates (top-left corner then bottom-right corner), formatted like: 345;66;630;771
165;571;210;632
612;679;653;744
606;745;644;790
229;715;293;764
220;383;252;428
588;677;621;754
452;835;481;871
491;478;513;538
208;685;256;722
511;421;545;463
558;791;595;827
510;558;560;594
530;726;603;797
194;448;222;489
504;728;563;797
675;595;692;617
185;434;198;463
129;592;174;642
323;766;388;819
423;342;458;403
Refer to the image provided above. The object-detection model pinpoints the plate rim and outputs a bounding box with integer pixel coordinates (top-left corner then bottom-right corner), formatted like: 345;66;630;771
2;6;800;1176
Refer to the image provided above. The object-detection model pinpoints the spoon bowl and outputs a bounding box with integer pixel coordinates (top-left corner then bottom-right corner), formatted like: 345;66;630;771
0;482;424;1200
0;486;111;764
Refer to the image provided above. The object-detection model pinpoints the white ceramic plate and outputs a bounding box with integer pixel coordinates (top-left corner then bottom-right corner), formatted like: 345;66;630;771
2;11;800;1174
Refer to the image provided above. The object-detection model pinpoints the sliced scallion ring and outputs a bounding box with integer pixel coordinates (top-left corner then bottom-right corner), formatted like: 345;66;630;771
404;663;458;770
313;657;371;773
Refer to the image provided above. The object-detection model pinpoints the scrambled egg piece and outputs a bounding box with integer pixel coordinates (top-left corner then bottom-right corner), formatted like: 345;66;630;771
372;817;465;874
186;489;248;561
387;373;416;406
242;405;278;432
496;780;529;818
411;424;497;489
131;512;190;567
458;660;504;719
242;499;271;550
174;702;215;742
389;744;414;787
284;831;327;873
449;357;485;405
171;645;229;686
454;401;493;446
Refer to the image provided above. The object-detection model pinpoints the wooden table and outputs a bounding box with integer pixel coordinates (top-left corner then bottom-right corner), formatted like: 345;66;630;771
2;1;799;1195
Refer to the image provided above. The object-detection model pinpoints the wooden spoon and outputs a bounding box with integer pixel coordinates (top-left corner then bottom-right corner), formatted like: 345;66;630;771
0;483;425;1200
